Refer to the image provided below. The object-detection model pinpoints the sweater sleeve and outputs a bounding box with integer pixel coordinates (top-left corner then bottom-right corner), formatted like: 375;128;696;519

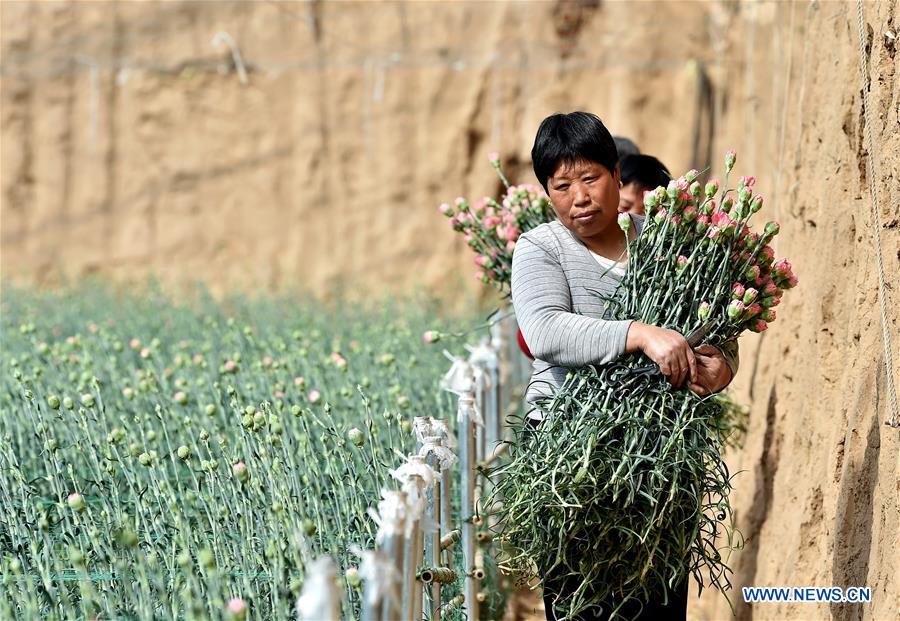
511;232;634;367
716;338;740;381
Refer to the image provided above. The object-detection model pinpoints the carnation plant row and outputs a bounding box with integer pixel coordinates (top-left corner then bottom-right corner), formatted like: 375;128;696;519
0;284;494;620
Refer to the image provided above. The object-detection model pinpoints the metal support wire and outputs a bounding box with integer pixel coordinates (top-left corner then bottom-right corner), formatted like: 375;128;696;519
456;369;481;621
854;0;900;428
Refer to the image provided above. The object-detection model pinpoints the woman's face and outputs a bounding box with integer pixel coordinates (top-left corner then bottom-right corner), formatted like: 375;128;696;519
618;182;648;215
547;158;621;241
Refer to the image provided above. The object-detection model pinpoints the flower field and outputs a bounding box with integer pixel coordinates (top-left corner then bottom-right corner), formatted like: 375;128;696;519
0;282;489;620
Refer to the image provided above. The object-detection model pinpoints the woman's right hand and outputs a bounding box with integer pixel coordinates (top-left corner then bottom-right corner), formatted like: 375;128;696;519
625;322;697;387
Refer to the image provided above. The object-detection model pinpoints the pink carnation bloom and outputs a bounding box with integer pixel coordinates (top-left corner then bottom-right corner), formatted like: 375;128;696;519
739;175;756;187
130;338;141;349
294;376;306;387
307;390;321;403
227;598;247;620
774;258;793;276
712;211;732;228
224;360;236;371
474;255;487;267
750;319;768;333
732;283;746;298
506;240;517;252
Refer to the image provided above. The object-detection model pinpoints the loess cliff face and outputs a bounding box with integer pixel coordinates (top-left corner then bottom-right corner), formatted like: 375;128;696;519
2;1;898;619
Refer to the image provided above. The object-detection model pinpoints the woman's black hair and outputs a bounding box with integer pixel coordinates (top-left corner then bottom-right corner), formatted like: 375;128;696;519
531;112;619;192
619;154;672;191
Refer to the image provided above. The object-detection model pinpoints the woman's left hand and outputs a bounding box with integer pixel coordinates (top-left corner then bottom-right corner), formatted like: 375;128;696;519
688;345;733;395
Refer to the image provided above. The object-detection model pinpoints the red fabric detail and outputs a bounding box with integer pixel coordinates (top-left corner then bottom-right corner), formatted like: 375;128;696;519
516;327;535;360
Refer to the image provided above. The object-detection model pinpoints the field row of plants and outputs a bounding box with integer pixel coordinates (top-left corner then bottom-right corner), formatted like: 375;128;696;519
0;282;495;620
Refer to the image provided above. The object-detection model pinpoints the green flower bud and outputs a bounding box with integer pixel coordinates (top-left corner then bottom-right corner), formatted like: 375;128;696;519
67;493;86;512
47;395;60;410
347;427;365;447
345;567;361;588
199;547;216;570
177;445;191;460
232;461;249;483
302;518;317;536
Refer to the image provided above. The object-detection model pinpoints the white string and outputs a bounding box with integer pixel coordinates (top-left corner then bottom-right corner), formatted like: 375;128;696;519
296;557;340;621
355;546;400;609
854;0;900;428
367;490;409;543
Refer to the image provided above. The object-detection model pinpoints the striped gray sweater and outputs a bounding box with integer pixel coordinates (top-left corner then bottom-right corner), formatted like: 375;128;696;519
510;214;739;406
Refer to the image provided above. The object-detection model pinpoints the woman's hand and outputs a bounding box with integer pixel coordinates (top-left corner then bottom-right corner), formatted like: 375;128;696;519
626;322;697;388
688;344;733;395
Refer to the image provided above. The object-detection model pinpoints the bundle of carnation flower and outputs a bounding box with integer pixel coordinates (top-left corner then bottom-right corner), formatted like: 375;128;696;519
486;151;797;620
440;153;556;292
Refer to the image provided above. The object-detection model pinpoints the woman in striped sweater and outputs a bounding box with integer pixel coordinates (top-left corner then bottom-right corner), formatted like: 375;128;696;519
510;111;738;621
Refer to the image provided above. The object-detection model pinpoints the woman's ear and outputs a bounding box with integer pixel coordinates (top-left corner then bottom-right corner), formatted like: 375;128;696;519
614;164;622;188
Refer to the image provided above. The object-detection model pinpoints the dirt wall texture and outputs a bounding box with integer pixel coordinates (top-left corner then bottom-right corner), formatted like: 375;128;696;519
2;1;899;620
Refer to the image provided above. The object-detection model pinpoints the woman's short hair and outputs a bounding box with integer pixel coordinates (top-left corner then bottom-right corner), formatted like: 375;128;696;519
531;112;619;192
619;154;672;191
